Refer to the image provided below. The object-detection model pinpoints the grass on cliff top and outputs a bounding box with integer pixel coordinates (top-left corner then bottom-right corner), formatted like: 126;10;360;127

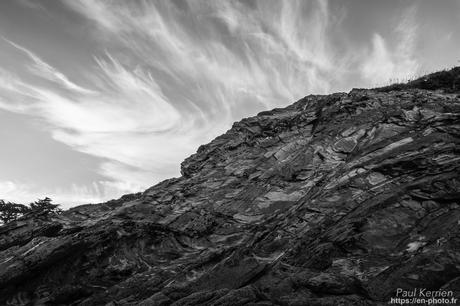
376;66;460;93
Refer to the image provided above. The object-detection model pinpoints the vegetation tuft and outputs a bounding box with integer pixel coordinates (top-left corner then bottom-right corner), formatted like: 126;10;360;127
376;66;460;93
0;197;61;225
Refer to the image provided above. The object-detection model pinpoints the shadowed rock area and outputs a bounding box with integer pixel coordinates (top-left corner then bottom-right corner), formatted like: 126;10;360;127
1;68;460;305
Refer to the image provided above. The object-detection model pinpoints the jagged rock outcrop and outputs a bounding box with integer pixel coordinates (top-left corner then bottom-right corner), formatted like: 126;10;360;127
1;68;460;305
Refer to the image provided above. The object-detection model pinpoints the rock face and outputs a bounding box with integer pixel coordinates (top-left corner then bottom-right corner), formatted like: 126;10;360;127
1;68;460;305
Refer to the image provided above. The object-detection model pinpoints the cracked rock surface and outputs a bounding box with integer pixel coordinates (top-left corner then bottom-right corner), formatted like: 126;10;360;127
1;68;460;305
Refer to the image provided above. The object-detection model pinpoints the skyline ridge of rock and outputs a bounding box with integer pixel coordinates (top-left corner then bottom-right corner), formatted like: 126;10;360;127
1;67;460;305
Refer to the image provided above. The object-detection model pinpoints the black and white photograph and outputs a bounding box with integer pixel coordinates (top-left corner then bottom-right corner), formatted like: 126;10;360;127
0;0;459;305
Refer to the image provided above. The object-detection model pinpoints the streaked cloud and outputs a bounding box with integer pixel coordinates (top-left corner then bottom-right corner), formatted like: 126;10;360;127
3;38;95;94
0;180;131;208
361;5;419;85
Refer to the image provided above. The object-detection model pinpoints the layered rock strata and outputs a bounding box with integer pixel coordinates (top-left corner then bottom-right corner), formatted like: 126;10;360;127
1;68;460;305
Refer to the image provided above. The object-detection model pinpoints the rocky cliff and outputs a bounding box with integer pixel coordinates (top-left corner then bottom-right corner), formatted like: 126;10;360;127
1;68;460;305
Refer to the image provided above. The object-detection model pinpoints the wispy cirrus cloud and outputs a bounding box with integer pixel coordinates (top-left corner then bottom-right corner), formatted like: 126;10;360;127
361;5;419;85
0;179;132;208
3;38;95;94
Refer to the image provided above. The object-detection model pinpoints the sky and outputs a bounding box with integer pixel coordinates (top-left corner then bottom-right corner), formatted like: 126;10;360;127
0;0;459;208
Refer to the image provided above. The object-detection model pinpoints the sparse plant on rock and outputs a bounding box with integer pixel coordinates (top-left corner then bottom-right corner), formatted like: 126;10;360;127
0;200;30;224
29;197;62;215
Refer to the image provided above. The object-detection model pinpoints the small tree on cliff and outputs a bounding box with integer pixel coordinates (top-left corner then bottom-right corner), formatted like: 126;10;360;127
0;200;30;224
30;197;61;214
0;197;61;225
